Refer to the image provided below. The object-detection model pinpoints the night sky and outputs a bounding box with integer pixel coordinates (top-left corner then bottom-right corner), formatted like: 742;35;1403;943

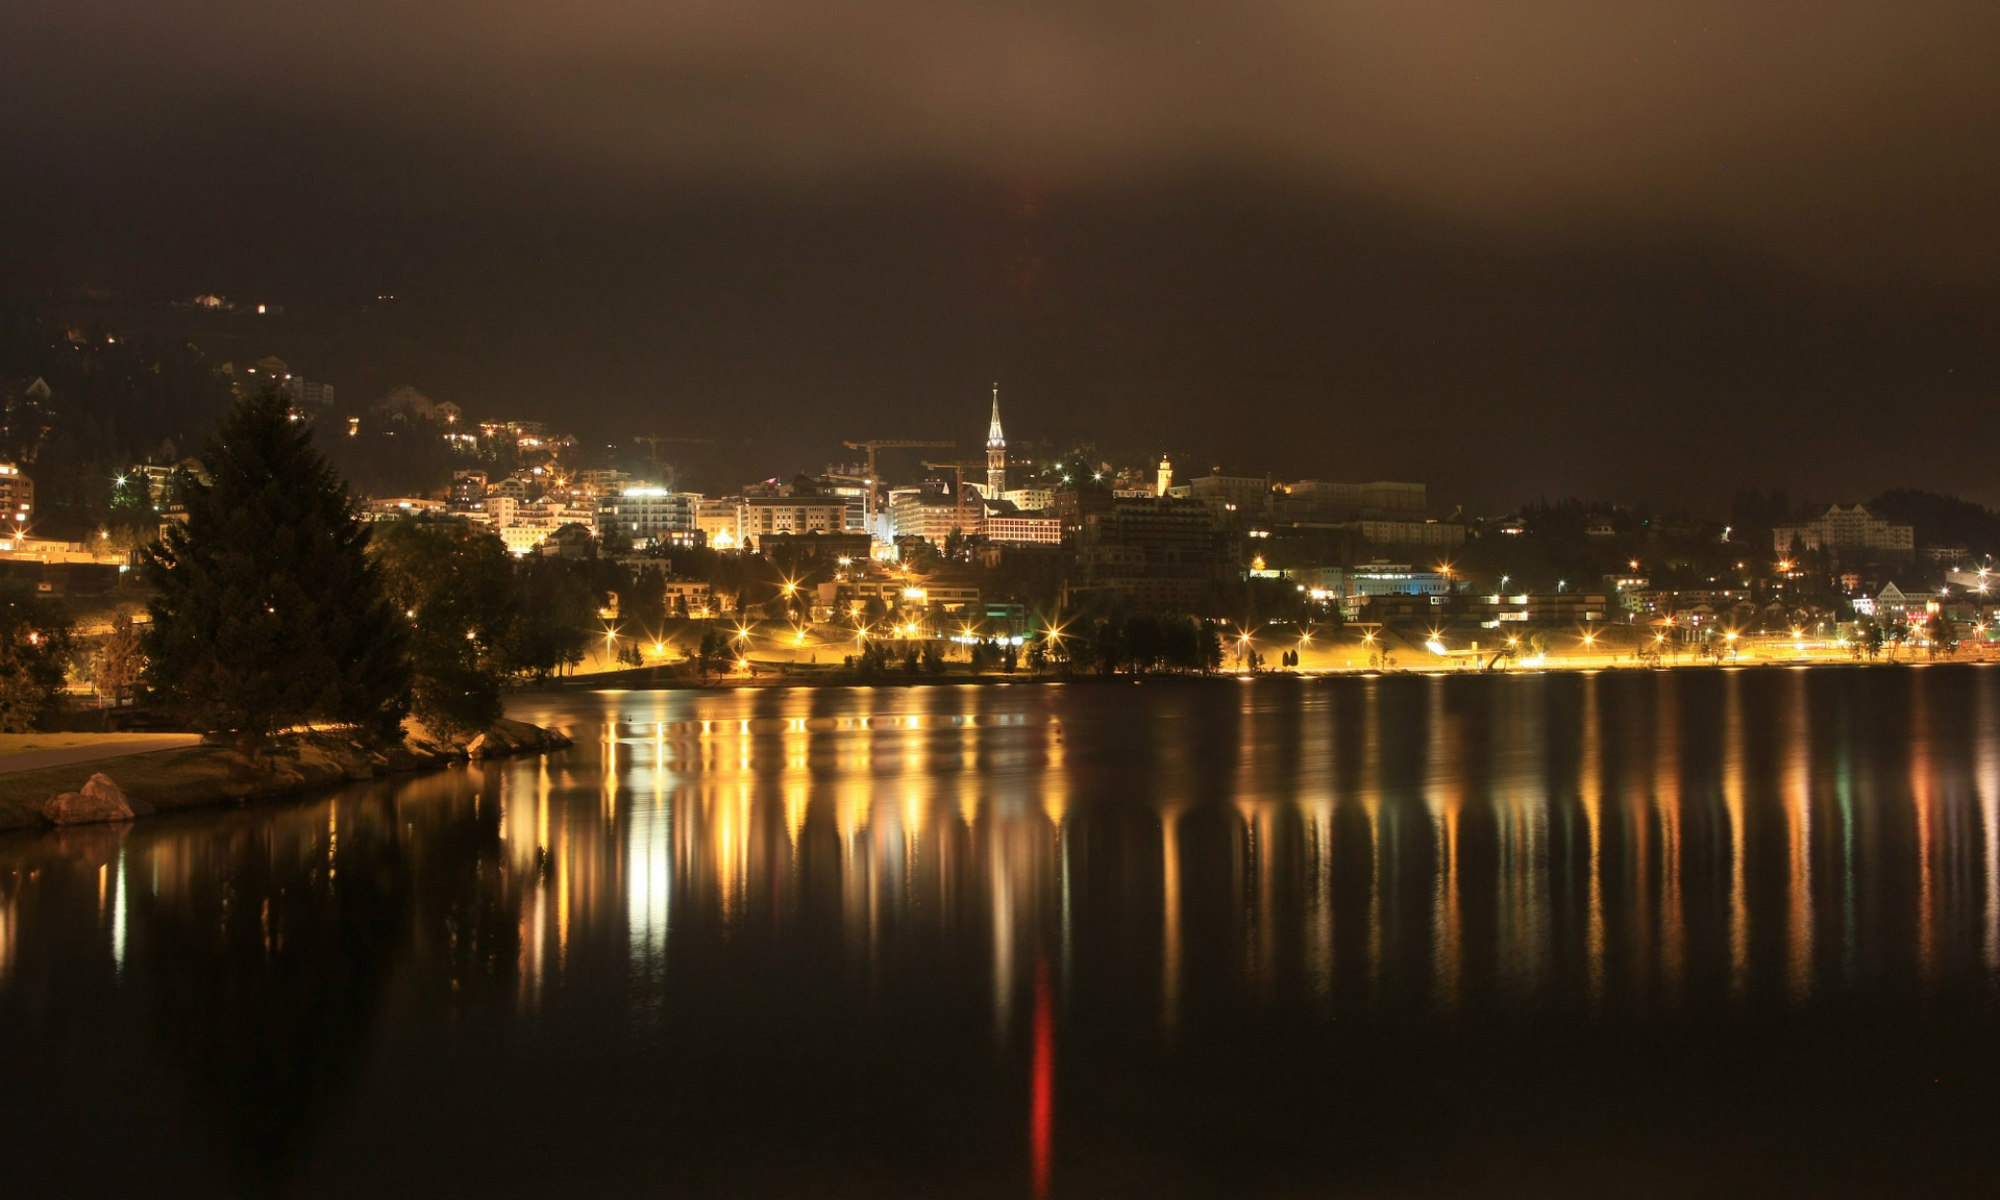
6;3;1999;508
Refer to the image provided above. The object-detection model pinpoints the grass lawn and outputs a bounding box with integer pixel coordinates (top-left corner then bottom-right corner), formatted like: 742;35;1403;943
0;745;275;831
0;733;196;759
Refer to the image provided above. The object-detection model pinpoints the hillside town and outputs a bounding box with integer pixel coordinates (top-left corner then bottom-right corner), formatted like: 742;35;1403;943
4;299;1998;703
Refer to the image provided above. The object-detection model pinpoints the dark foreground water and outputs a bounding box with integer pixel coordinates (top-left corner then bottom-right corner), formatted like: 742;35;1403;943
4;668;2000;1197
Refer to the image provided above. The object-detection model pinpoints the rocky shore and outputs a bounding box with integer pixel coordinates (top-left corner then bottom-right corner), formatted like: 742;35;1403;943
0;717;572;833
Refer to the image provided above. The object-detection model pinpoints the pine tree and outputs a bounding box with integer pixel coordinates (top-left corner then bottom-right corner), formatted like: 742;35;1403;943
141;387;410;744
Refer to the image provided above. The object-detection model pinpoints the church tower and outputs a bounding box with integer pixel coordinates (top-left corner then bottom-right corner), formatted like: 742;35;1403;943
986;382;1007;498
1157;454;1173;497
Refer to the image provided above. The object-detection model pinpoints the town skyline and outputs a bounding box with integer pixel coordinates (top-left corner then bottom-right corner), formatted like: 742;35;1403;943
11;4;2000;511
9;285;1992;522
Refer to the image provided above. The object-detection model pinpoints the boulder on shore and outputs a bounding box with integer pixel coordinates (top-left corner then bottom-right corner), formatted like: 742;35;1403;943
43;773;155;826
466;717;572;760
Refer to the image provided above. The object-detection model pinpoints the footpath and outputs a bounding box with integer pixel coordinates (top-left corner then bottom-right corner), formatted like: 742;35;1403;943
0;734;203;776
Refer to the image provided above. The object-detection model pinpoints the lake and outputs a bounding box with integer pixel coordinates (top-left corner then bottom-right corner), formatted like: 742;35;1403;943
2;667;1997;1197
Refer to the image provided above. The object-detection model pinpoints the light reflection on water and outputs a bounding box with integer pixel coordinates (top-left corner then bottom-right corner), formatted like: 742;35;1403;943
3;669;2000;1195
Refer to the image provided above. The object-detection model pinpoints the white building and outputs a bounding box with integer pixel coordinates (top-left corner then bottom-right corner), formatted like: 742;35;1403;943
499;522;554;555
598;486;699;544
1000;487;1055;513
985;514;1063;545
892;493;980;544
743;497;847;547
1774;505;1914;558
696;498;745;549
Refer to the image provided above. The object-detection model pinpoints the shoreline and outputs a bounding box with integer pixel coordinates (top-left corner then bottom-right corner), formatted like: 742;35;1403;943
536;650;1992;693
8;654;1981;833
0;718;571;835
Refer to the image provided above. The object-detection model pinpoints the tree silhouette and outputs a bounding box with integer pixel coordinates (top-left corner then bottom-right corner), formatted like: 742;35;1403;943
372;518;517;737
142;387;410;744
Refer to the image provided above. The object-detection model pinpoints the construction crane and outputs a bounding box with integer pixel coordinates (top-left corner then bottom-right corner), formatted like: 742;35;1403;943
841;439;954;533
922;459;992;534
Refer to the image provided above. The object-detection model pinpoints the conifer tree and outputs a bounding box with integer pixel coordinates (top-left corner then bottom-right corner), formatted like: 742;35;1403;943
142;387;410;744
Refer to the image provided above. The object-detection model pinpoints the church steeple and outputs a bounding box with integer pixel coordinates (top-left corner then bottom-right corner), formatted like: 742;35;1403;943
986;382;1007;498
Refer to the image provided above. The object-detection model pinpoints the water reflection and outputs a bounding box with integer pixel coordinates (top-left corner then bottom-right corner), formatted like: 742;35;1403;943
4;670;2000;1193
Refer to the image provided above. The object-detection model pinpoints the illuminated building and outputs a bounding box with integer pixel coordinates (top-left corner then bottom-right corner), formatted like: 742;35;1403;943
986;382;1007;497
597;485;699;544
662;579;713;612
985;514;1063;545
892;489;980;544
743;497;847;548
448;470;487;511
1773;504;1915;560
0;464;32;529
1001;487;1054;512
364;497;445;520
695;498;744;548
